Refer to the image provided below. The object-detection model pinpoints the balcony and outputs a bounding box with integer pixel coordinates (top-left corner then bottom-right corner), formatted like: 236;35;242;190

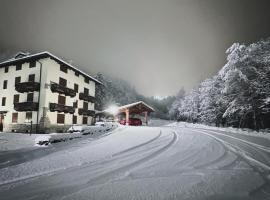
79;93;95;103
15;82;40;93
78;108;95;116
49;103;75;114
14;102;39;112
50;83;76;97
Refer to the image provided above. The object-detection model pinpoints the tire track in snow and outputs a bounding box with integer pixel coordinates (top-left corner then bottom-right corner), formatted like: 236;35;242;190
192;129;270;171
182;129;238;170
85;130;178;185
198;127;270;148
53;131;178;200
191;128;270;199
193;129;270;171
0;130;178;200
112;131;162;157
0;128;160;187
198;128;270;152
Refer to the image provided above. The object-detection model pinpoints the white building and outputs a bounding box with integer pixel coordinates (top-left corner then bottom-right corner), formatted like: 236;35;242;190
0;52;102;133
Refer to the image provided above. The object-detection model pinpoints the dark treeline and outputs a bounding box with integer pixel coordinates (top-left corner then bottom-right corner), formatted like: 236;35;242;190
95;73;175;119
170;37;270;130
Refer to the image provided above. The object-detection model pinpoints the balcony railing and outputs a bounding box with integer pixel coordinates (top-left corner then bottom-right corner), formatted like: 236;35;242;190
15;82;40;93
49;103;75;114
78;108;95;116
79;93;95;103
14;102;39;112
50;83;76;97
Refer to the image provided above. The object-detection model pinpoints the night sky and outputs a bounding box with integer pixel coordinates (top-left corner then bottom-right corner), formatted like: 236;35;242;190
1;0;270;96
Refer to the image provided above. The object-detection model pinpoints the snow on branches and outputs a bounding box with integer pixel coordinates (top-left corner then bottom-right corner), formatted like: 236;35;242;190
170;37;270;130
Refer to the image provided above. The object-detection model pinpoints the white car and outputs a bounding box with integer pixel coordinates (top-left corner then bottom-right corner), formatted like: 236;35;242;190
95;122;106;127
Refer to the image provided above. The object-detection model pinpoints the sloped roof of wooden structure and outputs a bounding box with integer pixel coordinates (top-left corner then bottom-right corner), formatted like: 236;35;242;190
118;101;155;114
96;101;155;117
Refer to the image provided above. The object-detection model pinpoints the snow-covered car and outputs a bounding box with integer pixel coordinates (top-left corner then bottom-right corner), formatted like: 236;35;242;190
95;122;106;127
67;125;88;133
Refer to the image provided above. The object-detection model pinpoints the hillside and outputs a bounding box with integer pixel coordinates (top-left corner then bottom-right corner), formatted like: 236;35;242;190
95;73;175;119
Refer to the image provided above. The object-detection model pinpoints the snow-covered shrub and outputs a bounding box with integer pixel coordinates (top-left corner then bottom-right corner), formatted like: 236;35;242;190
35;122;119;146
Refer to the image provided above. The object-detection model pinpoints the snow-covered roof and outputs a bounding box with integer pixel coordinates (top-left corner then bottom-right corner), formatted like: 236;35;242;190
118;101;155;112
0;51;102;85
96;101;155;116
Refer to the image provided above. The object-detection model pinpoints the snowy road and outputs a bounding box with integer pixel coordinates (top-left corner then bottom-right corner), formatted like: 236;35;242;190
0;126;269;200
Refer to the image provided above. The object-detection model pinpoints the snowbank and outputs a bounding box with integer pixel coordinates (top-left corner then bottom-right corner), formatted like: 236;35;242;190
35;122;119;146
167;121;270;140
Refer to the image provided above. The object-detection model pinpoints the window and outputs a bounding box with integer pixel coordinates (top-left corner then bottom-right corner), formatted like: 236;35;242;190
27;93;34;102
73;115;77;124
13;94;19;104
2;97;6;106
84;88;89;95
16;63;22;71
28;74;35;82
60;65;68;73
57;114;65;124
59;77;67;87
4;66;8;73
75;71;79;77
3;80;7;89
15;76;21;85
29;61;36;68
26;112;32;120
83;102;88;110
73;100;78;108
84;78;89;84
74;83;78;92
83;116;88;124
58;95;66;105
12;113;18;123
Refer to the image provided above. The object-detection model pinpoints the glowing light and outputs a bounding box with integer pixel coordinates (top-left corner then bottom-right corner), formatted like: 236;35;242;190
107;105;119;115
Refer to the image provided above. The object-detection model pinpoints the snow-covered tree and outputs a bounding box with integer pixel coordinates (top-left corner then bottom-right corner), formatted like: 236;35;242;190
198;76;224;126
177;88;200;122
169;88;185;119
171;37;270;130
220;38;270;129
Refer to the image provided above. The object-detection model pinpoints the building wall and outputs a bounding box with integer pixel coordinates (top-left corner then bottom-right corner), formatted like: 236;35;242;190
0;56;96;133
0;61;40;131
41;58;95;126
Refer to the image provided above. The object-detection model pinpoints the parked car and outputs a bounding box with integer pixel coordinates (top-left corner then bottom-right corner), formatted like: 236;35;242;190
95;122;106;127
120;118;142;126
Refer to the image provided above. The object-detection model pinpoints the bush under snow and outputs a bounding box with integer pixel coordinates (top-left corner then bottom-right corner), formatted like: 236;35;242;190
35;122;119;146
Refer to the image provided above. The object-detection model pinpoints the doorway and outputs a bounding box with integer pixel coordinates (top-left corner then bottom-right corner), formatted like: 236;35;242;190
0;115;4;132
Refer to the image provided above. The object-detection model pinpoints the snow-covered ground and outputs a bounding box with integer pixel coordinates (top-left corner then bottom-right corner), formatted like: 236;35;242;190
148;118;174;127
0;122;118;151
0;133;39;151
0;122;269;200
167;121;270;140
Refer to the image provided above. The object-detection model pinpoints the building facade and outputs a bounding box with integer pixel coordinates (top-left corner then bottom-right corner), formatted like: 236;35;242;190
0;52;101;133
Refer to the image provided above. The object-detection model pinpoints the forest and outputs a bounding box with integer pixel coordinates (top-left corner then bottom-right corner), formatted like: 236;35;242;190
170;37;270;130
95;73;175;119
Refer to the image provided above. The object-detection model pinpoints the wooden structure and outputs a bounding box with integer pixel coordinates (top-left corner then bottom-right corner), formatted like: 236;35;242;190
96;101;155;125
117;101;154;125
